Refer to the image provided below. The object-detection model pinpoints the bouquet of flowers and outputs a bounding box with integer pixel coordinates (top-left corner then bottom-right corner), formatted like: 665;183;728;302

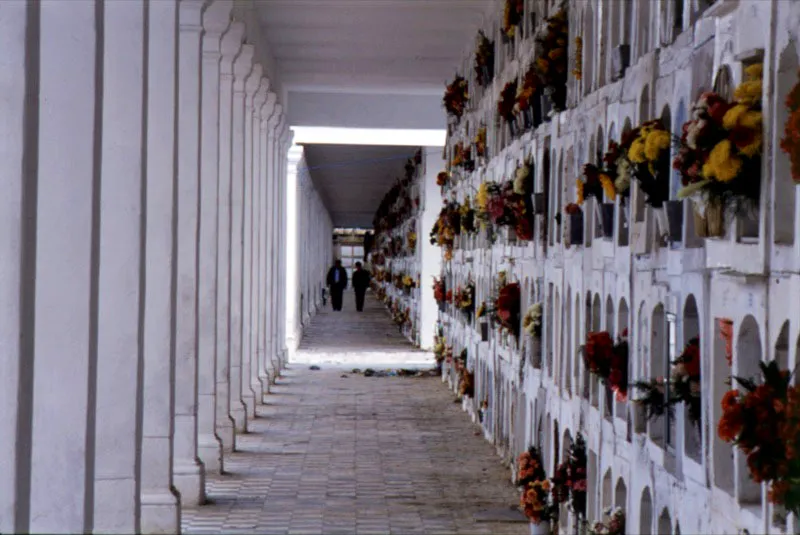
673;64;763;216
718;360;800;514
432;277;446;306
459;367;475;398
534;9;569;111
406;230;417;254
551;433;587;517
633;337;702;423
443;75;469;120
433;337;446;365
601;140;632;199
460;196;477;234
583;330;629;400
590;507;625;535
516;446;557;525
494;281;521;338
475;126;487;158
454;282;476;318
516;63;540;125
402;274;416;291
502;0;524;40
780;69;800;183
625;119;672;207
498;81;519;126
522;302;542;337
576;163;612;205
513;159;534;196
451;141;475;172
474;30;495;87
436;171;450;188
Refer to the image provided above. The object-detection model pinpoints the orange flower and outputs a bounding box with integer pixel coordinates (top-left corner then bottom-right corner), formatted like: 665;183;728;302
721;389;739;411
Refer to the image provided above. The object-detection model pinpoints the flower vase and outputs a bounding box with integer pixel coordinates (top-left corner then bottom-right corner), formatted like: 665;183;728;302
507;120;517;142
569;211;584;245
665;200;684;242
480;321;489;342
529;521;551;535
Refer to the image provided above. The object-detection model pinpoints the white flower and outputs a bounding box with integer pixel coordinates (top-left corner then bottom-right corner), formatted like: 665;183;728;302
513;163;532;195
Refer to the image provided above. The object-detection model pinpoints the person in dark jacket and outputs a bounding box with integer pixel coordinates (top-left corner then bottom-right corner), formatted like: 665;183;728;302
351;262;371;312
326;260;348;311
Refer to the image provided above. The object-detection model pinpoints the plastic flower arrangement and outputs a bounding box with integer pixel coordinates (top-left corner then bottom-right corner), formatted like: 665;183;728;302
474;126;487;158
633;337;701;423
780;69;800;183
583;330;629;400
534;9;569;111
522;302;542;337
516;446;557;526
451;141;474;172
494;281;521;338
406;230;417;254
673;64;763;214
599;140;631;199
502;0;524;40
401;274;415;290
515;63;540;118
474;30;495;87
625;119;671;207
551;433;587;517
590;507;625;535
443;75;469;120
572;36;583;80
476;302;487;318
454;282;475;318
513;159;534;196
436;170;449;188
498;80;519;125
460;196;477;234
718;360;800;515
432;277;446;305
576;163;605;205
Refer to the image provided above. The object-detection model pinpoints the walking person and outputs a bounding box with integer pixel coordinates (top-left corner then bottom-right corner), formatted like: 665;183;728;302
326;259;348;311
352;262;370;312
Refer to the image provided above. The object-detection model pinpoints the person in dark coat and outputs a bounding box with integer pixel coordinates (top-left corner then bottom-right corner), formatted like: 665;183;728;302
351;262;371;312
326;259;348;311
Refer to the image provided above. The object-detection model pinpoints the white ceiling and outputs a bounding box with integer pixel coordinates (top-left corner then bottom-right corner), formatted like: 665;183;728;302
301;144;418;228
255;0;489;225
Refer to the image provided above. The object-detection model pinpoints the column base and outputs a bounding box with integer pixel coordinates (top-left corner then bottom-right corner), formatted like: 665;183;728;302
198;434;222;473
243;387;257;420
140;490;181;534
173;459;205;507
216;419;235;458
257;373;270;398
230;404;246;433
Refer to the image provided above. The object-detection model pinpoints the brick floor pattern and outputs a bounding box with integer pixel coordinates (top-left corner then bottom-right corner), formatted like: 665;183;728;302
182;296;528;535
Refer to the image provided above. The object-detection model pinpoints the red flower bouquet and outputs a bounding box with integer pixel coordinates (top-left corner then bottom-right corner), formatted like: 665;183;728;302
584;331;629;400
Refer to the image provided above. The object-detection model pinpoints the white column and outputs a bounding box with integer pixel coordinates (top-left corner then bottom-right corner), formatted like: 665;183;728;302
258;92;277;386
94;1;146;531
265;105;281;374
140;0;181;531
229;45;253;432
197;0;231;474
241;65;262;419
250;81;267;401
29;2;98;531
0;2;32;532
269;110;284;368
173;0;206;506
279;128;293;364
216;20;244;461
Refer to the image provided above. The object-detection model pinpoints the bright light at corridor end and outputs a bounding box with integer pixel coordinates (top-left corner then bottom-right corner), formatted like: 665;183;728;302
291;126;446;147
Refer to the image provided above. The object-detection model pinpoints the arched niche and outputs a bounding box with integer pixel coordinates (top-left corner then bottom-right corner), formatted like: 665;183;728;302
774;44;798;245
775;320;790;372
552;419;560;473
671;100;688;200
602;469;613;511
616;298;630;420
713;65;734;101
546;283;555;375
649;303;667;445
735;315;763;504
634;87;650;223
640;487;654;535
588;450;599;523
675;521;681;534
576;293;584;398
683;294;702;461
614;477;627;510
637;0;651;59
658;508;672;535
635;300;648;433
553;288;561;379
565;287;573;393
585;291;593;400
556;151;564;244
618;118;632;246
606;295;615;337
592;293;602;331
596;125;605;165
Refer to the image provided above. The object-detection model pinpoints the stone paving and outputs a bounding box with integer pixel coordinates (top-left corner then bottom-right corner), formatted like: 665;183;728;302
182;295;528;535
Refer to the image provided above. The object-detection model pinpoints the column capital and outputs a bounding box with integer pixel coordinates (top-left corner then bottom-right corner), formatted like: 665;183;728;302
253;81;267;113
202;0;232;32
244;63;262;104
233;43;254;92
267;96;281;129
179;0;206;31
220;22;244;75
260;92;277;124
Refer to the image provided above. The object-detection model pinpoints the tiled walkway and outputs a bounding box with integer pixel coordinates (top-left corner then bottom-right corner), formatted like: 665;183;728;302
182;294;527;535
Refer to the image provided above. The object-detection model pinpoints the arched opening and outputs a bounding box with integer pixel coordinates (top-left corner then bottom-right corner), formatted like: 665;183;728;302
584;5;595;95
735;315;763;504
575;293;583;397
597;125;608;238
635;87;650;223
602;469;613;511
658;507;672;534
588;450;599;523
552;419;560;473
640;487;653;535
675;521;681;534
591;293;602;407
603;295;616;419
635;300;648;433
637;0;651;59
713;65;734;101
565;287;573;393
546;283;554;375
543;145;551;250
616;298;630;421
554;289;561;381
649;303;667;446
614;477;627;510
683;295;702;461
618;118;632;246
712;315;734;493
605;295;615;337
775;320;789;376
774;44;798;245
585;291;593;400
556;152;564;244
